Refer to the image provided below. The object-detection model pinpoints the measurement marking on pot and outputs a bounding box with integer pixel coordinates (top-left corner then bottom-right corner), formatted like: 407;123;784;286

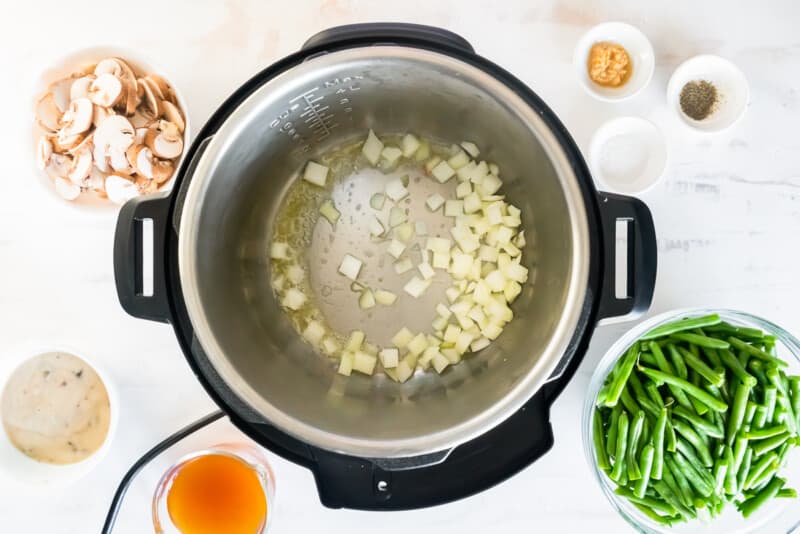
291;88;338;141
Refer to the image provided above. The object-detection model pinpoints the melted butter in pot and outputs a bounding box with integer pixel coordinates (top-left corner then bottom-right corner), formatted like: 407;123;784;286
2;352;111;465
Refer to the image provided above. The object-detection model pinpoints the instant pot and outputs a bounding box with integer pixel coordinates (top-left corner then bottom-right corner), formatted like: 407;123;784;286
114;23;657;510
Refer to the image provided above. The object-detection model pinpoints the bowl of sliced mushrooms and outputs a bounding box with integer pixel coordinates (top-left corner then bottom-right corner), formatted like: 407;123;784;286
32;47;190;208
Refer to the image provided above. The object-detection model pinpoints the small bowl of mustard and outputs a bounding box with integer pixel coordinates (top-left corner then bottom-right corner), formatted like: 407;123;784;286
574;22;655;102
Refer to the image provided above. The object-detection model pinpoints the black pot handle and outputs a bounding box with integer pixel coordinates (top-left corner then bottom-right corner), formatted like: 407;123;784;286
596;192;657;321
302;23;474;54
113;193;172;323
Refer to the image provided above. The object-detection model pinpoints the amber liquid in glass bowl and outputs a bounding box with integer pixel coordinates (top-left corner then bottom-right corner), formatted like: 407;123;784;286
153;443;275;534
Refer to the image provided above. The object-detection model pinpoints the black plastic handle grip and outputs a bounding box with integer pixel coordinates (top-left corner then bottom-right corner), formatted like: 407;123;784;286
596;192;658;320
302;23;474;54
113;193;172;323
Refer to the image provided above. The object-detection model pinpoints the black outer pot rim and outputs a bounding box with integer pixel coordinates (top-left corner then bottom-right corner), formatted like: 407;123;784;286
162;34;607;509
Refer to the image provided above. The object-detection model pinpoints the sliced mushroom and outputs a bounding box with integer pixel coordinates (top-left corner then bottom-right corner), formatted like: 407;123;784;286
94;58;123;77
54;176;81;200
161;100;185;133
134;127;148;143
36;136;53;170
53;130;84;152
93;142;109;172
138;77;161;118
108;146;132;173
87;166;107;195
67;132;93;155
36;93;62;132
67;149;93;185
113;58;139;116
88;74;123;107
105;174;139;204
144;122;183;159
151;159;174;184
94;114;134;154
45;153;72;180
136;174;160;194
59;98;93;137
70;75;95;101
129;110;151;129
48;77;73;113
129;145;154;178
92;104;112;128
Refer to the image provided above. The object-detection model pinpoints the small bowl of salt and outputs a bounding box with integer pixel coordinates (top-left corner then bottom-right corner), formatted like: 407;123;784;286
589;116;667;195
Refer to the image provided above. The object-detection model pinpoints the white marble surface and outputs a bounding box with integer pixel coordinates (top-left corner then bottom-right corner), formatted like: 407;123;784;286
2;1;800;532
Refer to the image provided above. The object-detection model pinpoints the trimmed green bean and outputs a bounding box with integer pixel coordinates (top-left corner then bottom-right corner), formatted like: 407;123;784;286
649;342;694;411
673;405;724;439
749;458;780;489
737;447;753;492
635;444;656;498
639;351;658;367
732;434;749;473
631;502;678;526
638;366;729;412
701;345;723;369
748;359;769;386
641;314;722;340
620;387;640;417
751;432;790;456
664;457;697;509
610;411;629;482
671;332;730;349
724;445;737;495
627;411;645;481
752;405;768;430
729;337;788;368
776;442;791;468
644;381;665;408
678;346;725;387
652;407;667;480
593;409;611;471
737;476;786;518
614;487;677;515
767;367;798;435
687;369;709;416
672;451;714;497
727;380;753;446
745;452;778;489
666;344;689;379
705;322;764;340
745;423;789;440
604;343;640;407
718;348;758;387
653;479;695;519
673;420;714;466
777;488;797;498
605;404;621;457
744;401;758;431
738;349;750;368
675;438;716;487
713;457;729;495
665;411;677;452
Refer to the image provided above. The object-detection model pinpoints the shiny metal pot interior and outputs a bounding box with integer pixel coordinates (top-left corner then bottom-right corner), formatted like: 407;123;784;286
177;46;590;458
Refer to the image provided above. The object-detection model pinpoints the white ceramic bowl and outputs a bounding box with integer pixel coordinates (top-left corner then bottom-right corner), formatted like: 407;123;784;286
30;45;192;215
0;345;118;490
574;22;655;102
667;55;749;133
589;116;667;195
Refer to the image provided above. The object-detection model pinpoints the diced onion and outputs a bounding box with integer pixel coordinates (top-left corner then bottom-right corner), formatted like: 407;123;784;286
346;330;365;351
375;289;397;305
352;351;377;375
370;193;386;210
322;337;340;356
369;216;385;237
393;258;413;274
379;347;399;368
389;206;407;227
432;315;448;331
460;141;480;158
303;320;326;346
338;254;363;280
362;130;384;165
444;199;464;217
425;237;451;254
303;161;329;187
431;161;455;183
415;221;428;236
436;303;452;319
319;199;340;226
282;288;306;310
445;287;461;303
394;222;415;243
407;333;429;356
418;262;435;280
404;276;432;298
432;352;451;374
432;251;450;269
504;280;522;302
443;324;461;343
485;269;506;292
456;181;472;199
463;193;482;214
489;162;500;176
387;239;406;259
415;139;431;161
426;193;446;211
270;242;290;260
286;264;305;284
470;337;491;352
385;178;409;202
338;352;354;376
447;150;470;170
381;146;403;164
359;289;376;309
425;156;442;173
401;134;421;157
391;327;415;348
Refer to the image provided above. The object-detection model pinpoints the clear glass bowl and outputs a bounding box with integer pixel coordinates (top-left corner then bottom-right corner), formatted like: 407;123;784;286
582;308;800;533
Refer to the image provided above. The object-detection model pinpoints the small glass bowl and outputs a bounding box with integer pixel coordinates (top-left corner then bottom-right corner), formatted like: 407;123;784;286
583;308;800;533
152;443;276;533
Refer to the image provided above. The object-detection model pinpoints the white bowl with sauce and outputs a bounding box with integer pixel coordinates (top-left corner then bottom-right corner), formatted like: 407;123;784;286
0;345;118;489
574;22;655;102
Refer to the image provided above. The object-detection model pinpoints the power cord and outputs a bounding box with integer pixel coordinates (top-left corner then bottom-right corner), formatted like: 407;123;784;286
101;410;225;533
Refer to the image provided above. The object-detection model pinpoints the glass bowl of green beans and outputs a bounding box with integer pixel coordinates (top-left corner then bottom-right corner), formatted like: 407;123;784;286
583;309;800;533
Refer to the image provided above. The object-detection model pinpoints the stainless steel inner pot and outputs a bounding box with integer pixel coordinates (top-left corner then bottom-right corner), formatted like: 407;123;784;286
178;46;591;458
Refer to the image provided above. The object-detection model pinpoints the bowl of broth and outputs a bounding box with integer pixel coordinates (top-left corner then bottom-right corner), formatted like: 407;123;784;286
0;345;117;488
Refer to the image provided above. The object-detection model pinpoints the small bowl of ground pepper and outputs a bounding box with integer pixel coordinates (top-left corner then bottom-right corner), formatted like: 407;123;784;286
667;55;749;133
574;22;655;102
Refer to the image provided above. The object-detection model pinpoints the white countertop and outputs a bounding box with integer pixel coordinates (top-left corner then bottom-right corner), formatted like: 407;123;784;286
2;1;800;532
